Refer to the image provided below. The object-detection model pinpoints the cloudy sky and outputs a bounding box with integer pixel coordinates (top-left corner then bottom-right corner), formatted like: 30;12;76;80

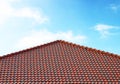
0;0;120;56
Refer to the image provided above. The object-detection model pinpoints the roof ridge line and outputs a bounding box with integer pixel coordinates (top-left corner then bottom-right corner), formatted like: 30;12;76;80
59;40;120;59
0;40;60;59
0;40;120;59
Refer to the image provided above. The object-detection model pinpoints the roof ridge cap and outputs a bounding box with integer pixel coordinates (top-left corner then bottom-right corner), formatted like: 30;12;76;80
60;40;120;59
0;40;120;59
0;40;60;59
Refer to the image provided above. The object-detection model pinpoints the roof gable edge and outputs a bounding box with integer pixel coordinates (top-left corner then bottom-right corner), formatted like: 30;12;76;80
0;40;120;59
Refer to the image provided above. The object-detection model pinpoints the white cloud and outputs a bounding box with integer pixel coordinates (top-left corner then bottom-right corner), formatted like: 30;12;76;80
15;29;87;50
0;0;48;25
94;24;118;38
0;0;14;24
110;4;120;12
14;7;48;24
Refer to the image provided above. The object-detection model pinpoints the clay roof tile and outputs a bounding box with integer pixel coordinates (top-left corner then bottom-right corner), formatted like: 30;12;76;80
0;40;120;83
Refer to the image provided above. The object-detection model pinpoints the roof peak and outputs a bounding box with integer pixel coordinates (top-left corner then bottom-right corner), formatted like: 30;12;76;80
0;40;120;59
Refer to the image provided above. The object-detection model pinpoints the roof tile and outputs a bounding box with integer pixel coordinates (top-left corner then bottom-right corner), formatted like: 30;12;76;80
0;40;120;83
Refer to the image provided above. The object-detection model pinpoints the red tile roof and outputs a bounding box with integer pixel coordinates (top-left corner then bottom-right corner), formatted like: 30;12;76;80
0;40;120;83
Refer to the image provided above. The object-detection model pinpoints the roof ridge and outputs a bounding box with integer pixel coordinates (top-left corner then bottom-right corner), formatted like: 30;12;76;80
0;40;60;59
59;40;120;59
0;40;120;59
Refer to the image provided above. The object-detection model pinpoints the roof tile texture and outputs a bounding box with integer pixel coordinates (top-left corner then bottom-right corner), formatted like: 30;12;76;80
0;40;120;83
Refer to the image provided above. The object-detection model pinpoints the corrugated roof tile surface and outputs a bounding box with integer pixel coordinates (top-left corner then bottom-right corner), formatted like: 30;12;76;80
0;40;120;83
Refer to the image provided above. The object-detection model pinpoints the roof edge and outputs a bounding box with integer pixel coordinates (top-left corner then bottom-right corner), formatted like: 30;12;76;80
0;40;120;59
59;40;120;59
0;40;61;59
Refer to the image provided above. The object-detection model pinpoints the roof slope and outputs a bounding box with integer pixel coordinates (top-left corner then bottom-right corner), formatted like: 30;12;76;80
0;40;120;83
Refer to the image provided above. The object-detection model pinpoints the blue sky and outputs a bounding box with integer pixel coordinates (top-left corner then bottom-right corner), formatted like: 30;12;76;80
0;0;120;56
